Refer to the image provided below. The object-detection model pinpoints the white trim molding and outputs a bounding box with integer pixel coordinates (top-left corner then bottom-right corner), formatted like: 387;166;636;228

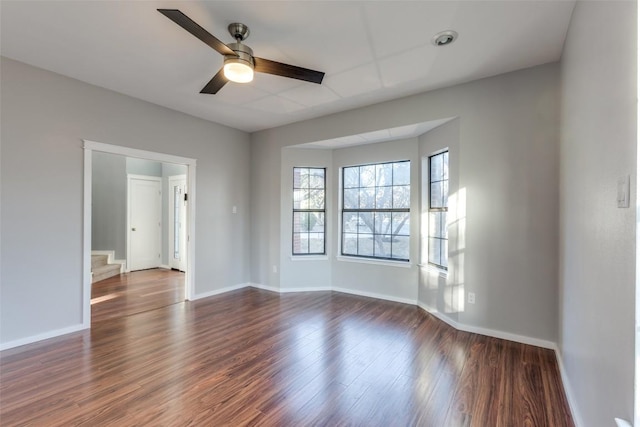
191;283;248;301
416;301;555;349
0;324;87;351
333;287;417;305
83;140;198;325
553;345;586;427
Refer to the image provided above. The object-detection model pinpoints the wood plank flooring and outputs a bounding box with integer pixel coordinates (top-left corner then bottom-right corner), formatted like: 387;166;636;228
91;268;185;322
1;282;573;426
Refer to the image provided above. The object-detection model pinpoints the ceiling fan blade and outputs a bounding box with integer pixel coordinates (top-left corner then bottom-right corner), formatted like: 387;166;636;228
253;57;325;84
158;9;236;57
200;68;228;94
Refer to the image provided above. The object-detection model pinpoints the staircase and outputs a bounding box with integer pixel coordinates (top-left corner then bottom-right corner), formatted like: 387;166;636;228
92;254;122;283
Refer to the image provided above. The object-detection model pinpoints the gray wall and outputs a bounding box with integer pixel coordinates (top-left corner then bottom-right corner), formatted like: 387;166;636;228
92;151;127;259
0;57;251;345
559;1;637;425
251;62;560;343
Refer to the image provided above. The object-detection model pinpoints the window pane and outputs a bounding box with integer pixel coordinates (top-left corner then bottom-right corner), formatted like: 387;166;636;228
359;188;375;209
358;234;374;256
430;154;443;182
443;152;449;180
360;165;376;187
343;188;359;209
392;235;410;260
293;167;304;188
309;232;325;253
440;212;448;239
430;182;443;208
343;167;359;188
343;213;358;232
310;212;325;232
442;180;449;208
374;212;391;235
343;233;358;255
393;185;410;209
293;189;304;209
375;235;391;258
293;212;307;233
392;212;410;236
428;238;441;266
358;212;373;233
294;233;309;254
309;169;325;188
393;161;410;185
375;186;392;209
376;163;393;186
429;212;441;239
441;238;448;268
307;189;325;209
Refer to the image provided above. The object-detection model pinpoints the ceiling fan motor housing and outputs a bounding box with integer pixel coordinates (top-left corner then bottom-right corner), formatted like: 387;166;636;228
225;42;254;68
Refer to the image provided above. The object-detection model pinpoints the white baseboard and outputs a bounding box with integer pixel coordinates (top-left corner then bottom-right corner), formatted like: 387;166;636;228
191;283;248;301
249;283;280;293
249;283;332;293
553;344;585;427
0;323;87;351
333;287;417;305
416;301;555;349
159;264;171;270
280;286;332;293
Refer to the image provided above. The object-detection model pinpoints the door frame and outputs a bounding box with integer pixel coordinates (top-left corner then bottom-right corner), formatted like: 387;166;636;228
83;140;197;328
168;174;187;271
127;174;162;272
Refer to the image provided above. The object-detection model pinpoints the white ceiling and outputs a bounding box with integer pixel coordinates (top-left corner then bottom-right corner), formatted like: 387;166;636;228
0;1;575;133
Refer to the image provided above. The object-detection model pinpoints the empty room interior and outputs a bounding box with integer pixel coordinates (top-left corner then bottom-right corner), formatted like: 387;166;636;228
0;1;637;426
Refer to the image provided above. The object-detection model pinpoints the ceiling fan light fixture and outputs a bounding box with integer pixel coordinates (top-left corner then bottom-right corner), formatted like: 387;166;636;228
224;57;254;83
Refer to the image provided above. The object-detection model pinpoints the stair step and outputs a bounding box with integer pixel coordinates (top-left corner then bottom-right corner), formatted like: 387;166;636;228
92;263;121;283
91;254;109;269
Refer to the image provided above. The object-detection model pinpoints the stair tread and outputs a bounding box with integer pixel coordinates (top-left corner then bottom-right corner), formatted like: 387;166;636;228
92;264;121;273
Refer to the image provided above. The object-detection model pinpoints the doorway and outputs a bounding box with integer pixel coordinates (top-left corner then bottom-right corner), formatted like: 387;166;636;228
83;140;196;328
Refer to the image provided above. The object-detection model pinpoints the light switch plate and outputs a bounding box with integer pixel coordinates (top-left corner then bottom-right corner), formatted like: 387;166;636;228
617;175;630;208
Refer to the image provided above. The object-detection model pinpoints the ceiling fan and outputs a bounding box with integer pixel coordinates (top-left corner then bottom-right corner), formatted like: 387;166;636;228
158;9;325;94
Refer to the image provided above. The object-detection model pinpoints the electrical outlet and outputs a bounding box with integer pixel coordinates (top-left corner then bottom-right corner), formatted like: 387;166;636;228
468;292;476;304
272;265;278;274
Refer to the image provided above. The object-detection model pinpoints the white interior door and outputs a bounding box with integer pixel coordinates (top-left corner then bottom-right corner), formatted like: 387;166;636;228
128;175;161;271
168;175;187;272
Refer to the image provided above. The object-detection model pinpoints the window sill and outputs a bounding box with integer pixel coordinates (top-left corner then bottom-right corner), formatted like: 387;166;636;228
336;255;412;269
290;255;329;261
418;263;448;278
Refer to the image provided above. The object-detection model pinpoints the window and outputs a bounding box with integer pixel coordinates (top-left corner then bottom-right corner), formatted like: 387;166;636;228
341;160;410;261
428;151;448;269
292;167;326;255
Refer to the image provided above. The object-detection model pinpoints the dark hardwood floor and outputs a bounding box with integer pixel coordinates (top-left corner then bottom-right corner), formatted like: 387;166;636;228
1;281;573;426
91;268;185;323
